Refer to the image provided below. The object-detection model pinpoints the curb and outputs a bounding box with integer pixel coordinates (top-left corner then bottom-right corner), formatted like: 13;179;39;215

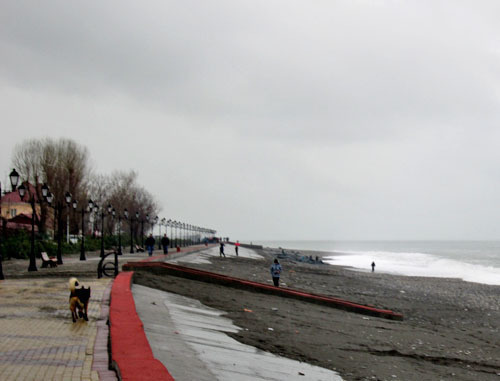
109;271;175;380
123;262;404;321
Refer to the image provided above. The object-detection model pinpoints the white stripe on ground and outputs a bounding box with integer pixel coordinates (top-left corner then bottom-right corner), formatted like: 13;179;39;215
165;245;263;264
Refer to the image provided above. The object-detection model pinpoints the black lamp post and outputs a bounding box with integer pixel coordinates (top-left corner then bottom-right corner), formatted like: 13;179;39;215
182;223;186;247
178;222;182;247
64;191;72;244
80;199;93;261
141;214;148;248
52;192;72;265
175;221;179;247
153;215;159;248
159;217;165;249
0;170;21;279
135;211;140;249
98;204;111;258
167;219;173;248
114;208;123;255
9;169;20;191
124;209;134;254
172;221;177;248
71;199;78;244
17;183;37;272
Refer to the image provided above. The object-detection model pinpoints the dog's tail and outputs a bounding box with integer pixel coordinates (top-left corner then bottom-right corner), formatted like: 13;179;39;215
69;277;80;293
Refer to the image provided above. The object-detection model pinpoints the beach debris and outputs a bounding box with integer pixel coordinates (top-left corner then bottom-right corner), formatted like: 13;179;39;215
151;301;157;305
271;307;278;311
243;308;253;313
400;290;406;294
268;327;274;331
298;371;305;376
362;317;370;320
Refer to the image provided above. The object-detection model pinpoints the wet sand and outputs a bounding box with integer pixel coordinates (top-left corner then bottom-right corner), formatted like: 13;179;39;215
134;247;500;381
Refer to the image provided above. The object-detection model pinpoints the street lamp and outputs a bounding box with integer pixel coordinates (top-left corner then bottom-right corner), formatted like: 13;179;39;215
114;208;124;255
153;215;158;244
65;191;72;244
98;204;112;258
92;204;99;239
9;169;20;191
167;219;173;248
0;171;20;279
80;199;93;261
17;183;37;272
172;220;177;248
142;214;149;248
135;211;140;249
124;209;134;254
159;217;165;249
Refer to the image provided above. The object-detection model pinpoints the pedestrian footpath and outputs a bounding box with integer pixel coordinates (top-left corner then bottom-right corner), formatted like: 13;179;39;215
0;276;115;381
0;246;213;381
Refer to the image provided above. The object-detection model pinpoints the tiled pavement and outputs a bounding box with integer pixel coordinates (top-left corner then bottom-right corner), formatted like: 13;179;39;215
0;246;212;380
0;276;116;381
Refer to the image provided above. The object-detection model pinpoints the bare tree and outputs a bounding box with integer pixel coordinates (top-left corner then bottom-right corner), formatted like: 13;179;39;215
87;170;160;240
11;138;91;236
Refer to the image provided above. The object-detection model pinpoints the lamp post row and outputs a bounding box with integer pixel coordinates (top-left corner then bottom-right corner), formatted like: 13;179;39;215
0;168;217;276
0;169;23;279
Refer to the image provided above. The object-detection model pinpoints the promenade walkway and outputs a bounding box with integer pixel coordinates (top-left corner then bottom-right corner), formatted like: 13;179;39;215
0;245;212;381
0;276;114;381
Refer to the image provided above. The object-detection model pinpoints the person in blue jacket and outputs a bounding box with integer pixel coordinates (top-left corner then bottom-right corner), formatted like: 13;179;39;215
270;259;282;287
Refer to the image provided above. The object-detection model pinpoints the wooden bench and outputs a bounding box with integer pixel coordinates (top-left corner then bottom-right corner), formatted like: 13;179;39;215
41;252;58;268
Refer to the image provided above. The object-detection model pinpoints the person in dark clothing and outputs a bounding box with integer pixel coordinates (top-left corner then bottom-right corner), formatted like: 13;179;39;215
270;259;282;287
161;234;170;254
371;261;376;272
235;240;240;256
219;242;226;257
145;234;155;256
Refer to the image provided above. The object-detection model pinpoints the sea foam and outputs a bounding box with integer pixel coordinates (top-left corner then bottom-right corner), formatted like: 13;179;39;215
323;251;500;286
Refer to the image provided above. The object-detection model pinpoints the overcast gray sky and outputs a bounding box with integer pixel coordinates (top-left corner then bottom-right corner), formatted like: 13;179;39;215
1;1;500;241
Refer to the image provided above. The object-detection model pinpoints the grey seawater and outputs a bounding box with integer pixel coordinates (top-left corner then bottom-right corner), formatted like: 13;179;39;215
254;240;500;267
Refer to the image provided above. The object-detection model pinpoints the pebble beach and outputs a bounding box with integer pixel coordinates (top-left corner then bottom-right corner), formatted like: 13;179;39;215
135;245;500;381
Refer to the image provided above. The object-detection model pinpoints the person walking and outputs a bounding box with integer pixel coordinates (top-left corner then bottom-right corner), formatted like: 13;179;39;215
219;241;226;258
145;234;156;257
270;259;282;287
235;240;240;256
161;234;170;254
371;261;376;272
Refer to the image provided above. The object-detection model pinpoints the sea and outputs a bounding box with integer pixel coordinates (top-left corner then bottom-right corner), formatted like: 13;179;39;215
252;240;500;286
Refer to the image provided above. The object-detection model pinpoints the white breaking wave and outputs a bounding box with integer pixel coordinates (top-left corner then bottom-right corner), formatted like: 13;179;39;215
323;251;500;286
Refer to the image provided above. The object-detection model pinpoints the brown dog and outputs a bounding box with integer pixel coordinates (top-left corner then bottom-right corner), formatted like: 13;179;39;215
69;277;91;322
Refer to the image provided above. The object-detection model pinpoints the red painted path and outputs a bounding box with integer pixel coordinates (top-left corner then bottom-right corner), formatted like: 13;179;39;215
123;261;404;321
109;271;174;381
